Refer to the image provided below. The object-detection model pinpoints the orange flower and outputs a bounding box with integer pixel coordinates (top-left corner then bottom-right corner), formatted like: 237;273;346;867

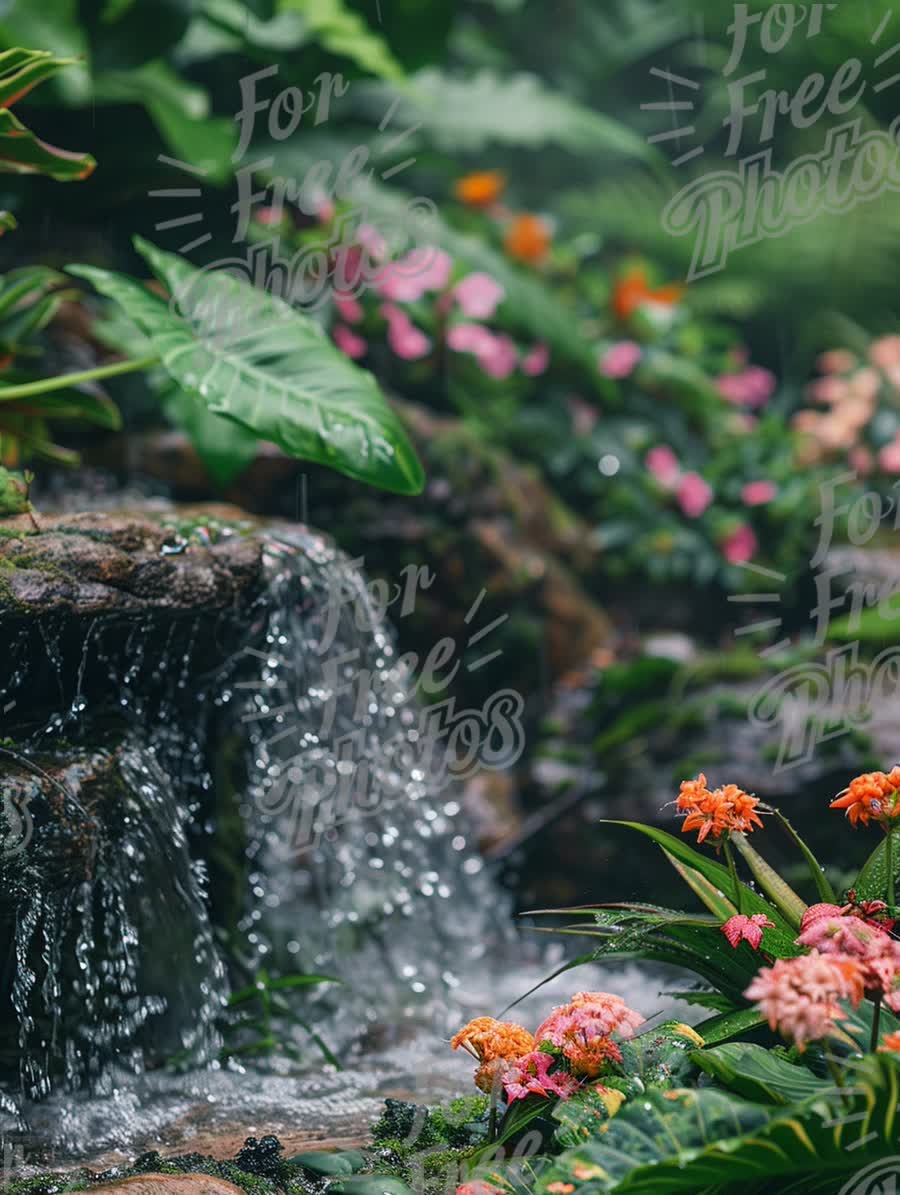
676;774;763;844
454;170;506;208
831;769;900;827
451;1016;534;1061
504;213;551;264
880;1030;900;1052
612;266;685;322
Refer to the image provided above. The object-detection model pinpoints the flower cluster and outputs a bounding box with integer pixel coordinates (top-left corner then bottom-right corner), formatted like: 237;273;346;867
745;951;865;1050
830;769;900;828
676;773;763;845
451;993;644;1106
793;337;900;471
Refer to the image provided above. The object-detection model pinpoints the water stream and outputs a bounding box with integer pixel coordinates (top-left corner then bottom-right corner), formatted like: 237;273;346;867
0;520;676;1161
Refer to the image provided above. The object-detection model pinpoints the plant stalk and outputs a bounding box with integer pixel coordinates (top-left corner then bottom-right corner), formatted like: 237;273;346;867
723;838;742;914
871;992;883;1054
0;354;159;401
887;828;895;911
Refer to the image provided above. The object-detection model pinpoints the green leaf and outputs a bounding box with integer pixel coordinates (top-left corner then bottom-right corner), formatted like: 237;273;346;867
0;47;83;108
357;68;657;159
0;105;95;180
78;0;195;70
731;832;807;929
8;389;122;430
68;239;425;495
164;388;258;488
279;0;404;80
602;821;801;956
531;1055;900;1194
692;1043;829;1105
662;849;737;921
692;1007;766;1046
855;834;900;901
0;211;15;235
94;61;235;182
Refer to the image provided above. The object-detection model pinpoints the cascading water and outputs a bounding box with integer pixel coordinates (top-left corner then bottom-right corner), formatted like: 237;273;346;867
0;514;668;1158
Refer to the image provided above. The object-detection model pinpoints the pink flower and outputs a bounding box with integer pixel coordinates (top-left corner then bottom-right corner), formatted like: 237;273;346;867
807;376;849;405
536;992;644;1048
817;349;856;375
522;342;550;377
502;1051;580;1102
677;472;713;518
795;915;887;959
799;904;845;933
599;341;642;379
356;223;387;262
377;247;452;302
745;951;865;1049
741;481;777;507
722;524;758;564
381;303;431;361
849;446;874;476
717;367;776;408
721;913;775;951
645;445;680;489
870;336;900;371
332;323;367;360
879;435;900;474
447;323;518;379
334;291;363;324
455;1184;505;1195
453;273;505;319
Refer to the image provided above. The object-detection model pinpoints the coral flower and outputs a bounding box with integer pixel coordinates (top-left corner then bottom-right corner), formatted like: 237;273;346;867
536;992;644;1048
799;903;846;933
677;472;713;518
741;481;777;506
721;913;775;950
332;323;367;360
796;915;888;959
676;774;763;844
454;171;506;209
562;1034;623;1078
504;213;551;264
831;768;900;827
645;445;681;489
453;272;505;319
522;342;550;377
612;266;684;322
721;524;758;564
745;951;865;1049
880;1030;900;1052
599;341;642;379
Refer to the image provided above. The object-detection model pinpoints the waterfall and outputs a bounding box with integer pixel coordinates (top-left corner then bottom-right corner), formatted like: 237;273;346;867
0;518;516;1130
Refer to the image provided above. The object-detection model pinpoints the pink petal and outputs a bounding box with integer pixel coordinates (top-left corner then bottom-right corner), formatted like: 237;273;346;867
333;322;367;360
741;481;777;507
677;473;713;518
522;342;550;377
722;524;758;564
600;341;642;379
453;272;505;319
645;445;680;488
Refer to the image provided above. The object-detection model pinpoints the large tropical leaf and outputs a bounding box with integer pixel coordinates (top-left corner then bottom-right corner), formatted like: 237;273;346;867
68;238;425;495
522;1054;900;1194
692;1043;829;1105
0;47;81;108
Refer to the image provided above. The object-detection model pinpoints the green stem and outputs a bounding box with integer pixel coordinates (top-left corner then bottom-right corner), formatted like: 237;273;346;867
766;805;836;903
723;838;742;915
871;992;883;1054
0;354;158;401
887;828;895;910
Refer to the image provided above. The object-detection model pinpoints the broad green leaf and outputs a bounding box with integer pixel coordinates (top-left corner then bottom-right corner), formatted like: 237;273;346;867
4;389;122;429
693;1007;766;1046
279;0;404;80
68;239;425;495
530;1055;900;1193
164;388;258;488
0;106;95;180
692;1043;829;1105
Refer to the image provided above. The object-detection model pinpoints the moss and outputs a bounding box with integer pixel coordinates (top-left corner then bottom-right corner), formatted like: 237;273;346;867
0;573;26;612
